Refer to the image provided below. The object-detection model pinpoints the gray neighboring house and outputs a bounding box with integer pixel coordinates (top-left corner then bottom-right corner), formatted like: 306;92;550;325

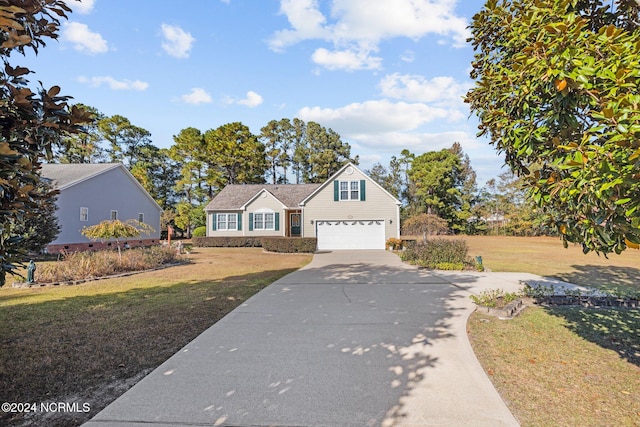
40;163;162;253
205;162;401;250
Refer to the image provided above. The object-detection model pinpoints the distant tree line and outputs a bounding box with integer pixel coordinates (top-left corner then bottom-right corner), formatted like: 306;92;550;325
54;108;357;235
366;143;548;237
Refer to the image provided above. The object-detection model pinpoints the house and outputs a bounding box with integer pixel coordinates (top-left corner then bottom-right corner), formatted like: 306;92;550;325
40;163;162;253
205;162;401;250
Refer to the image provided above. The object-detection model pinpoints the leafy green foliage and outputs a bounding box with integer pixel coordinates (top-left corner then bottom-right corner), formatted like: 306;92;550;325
467;0;640;254
261;237;317;253
12;179;60;253
400;238;469;268
406;145;475;231
0;0;90;286
191;226;206;237
470;288;521;308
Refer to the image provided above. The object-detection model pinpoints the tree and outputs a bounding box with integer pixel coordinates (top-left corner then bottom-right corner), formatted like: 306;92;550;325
9;179;59;253
0;0;90;286
407;147;471;231
304;121;356;183
366;157;404;199
81;219;155;258
466;0;640;254
291;118;307;183
402;213;450;241
130;145;178;209
98;114;152;166
260;118;293;184
56;104;105;163
170;127;209;204
203;122;266;187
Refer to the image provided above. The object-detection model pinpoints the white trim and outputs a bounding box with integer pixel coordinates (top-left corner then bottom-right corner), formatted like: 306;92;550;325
241;188;287;210
299;162;401;206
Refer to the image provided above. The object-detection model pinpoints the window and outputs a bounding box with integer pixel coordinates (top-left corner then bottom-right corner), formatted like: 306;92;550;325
111;210;118;220
138;213;144;223
80;207;88;222
339;180;360;201
253;212;275;230
216;213;237;231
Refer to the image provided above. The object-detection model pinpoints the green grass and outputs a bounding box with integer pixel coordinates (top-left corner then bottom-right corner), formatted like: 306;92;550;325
0;248;311;427
461;236;640;427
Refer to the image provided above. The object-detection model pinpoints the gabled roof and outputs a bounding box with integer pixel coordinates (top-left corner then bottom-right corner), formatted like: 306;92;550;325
205;183;322;211
40;163;122;190
40;163;162;211
300;162;402;206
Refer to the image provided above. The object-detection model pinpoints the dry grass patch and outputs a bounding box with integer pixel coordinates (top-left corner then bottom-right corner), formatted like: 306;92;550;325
446;235;640;294
468;307;640;427
0;248;311;426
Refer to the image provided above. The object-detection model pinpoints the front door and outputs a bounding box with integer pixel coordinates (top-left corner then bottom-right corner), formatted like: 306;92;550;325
290;213;301;236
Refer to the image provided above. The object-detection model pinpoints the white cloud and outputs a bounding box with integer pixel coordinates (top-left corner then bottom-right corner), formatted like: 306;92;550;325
379;73;471;106
268;0;471;70
71;0;95;14
269;0;329;52
298;99;461;135
62;22;108;54
311;47;381;71
235;91;263;107
400;50;415;63
181;88;212;105
78;76;148;91
161;24;195;58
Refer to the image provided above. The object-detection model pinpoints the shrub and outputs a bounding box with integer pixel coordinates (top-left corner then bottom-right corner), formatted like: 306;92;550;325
191;226;207;237
262;237;317;253
470;288;521;308
37;247;180;283
402;213;450;239
434;262;465;271
400;238;469;269
192;236;262;247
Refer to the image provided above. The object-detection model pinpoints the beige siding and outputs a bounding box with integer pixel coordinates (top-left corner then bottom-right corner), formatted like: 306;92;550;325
302;167;399;241
244;192;286;237
207;211;243;237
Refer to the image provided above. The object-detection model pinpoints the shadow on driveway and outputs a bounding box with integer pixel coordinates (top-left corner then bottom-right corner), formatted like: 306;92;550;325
87;251;519;426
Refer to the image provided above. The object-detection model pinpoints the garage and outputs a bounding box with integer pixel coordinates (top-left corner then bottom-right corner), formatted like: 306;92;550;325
316;220;385;250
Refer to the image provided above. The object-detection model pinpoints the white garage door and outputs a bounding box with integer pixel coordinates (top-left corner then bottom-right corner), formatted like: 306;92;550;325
316;220;385;250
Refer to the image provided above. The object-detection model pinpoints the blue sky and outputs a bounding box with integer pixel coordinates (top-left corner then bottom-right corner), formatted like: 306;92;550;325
20;0;505;185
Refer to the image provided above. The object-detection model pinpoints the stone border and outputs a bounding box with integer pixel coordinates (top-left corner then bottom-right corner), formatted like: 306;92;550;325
474;298;527;319
11;262;186;288
475;295;639;320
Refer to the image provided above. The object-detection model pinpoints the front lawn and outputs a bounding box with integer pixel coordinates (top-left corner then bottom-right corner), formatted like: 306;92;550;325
0;248;311;426
461;236;640;426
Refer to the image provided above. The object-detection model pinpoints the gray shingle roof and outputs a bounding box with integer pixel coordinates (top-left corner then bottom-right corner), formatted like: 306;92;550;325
40;163;121;190
205;183;322;210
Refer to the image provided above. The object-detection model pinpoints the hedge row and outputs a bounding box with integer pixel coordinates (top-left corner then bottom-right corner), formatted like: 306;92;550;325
192;236;262;247
400;238;470;269
192;236;317;253
261;237;317;253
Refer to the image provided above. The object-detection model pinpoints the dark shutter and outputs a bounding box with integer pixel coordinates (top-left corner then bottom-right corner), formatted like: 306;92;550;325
212;213;217;231
334;181;339;201
360;180;366;201
249;213;254;231
275;212;280;231
237;213;242;231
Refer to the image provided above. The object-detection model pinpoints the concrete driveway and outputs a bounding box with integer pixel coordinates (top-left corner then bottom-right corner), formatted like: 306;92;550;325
85;250;522;426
